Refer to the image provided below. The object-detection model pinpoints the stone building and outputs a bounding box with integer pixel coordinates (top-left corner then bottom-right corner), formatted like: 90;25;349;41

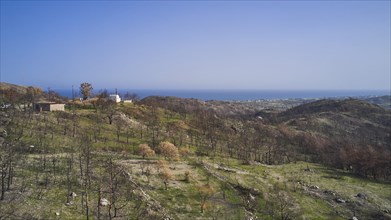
34;102;65;112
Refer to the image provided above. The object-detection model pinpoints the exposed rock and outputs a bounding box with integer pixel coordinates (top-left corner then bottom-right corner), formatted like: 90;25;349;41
323;190;336;196
297;181;306;186
310;185;319;190
217;165;236;173
55;212;60;216
0;130;7;137
113;113;140;127
336;198;346;203
100;198;110;206
249;193;255;201
69;192;77;198
355;193;367;200
350;217;358;220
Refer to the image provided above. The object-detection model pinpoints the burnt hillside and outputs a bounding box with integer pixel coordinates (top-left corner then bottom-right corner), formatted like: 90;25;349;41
276;99;391;148
280;99;387;119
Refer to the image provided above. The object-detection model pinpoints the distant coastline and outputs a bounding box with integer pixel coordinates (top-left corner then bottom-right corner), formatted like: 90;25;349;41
55;89;390;101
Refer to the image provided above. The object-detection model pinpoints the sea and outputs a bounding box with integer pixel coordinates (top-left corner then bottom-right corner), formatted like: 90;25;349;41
55;89;390;101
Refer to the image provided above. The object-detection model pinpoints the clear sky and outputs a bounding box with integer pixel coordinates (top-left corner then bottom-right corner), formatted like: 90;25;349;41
1;1;390;91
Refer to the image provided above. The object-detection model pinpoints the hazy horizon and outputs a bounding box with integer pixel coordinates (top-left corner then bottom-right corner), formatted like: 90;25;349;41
1;1;390;91
46;87;391;101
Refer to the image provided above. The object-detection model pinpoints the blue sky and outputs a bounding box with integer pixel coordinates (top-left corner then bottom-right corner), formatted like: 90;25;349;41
1;1;390;91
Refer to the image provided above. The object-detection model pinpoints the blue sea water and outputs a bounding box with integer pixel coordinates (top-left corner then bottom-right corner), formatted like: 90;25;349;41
55;89;390;101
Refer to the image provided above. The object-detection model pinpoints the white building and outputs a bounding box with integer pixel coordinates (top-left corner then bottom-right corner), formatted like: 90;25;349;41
109;94;121;103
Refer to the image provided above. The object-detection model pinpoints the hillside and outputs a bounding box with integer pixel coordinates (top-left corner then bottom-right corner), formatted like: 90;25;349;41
0;82;32;94
363;96;391;109
278;99;391;147
0;82;66;104
1;84;390;219
280;98;388;119
285;110;390;146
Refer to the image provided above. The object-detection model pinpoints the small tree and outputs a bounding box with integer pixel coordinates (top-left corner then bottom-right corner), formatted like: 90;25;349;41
138;144;155;159
179;147;191;157
184;171;191;183
159;167;172;190
266;190;301;220
25;86;42;107
80;82;93;100
158;141;179;161
198;183;216;213
156;160;172;190
156;160;167;173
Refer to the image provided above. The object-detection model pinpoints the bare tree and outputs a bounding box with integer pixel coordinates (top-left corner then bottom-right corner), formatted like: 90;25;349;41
80;82;93;100
102;101;117;125
146;107;161;148
115;116;127;142
104;157;129;219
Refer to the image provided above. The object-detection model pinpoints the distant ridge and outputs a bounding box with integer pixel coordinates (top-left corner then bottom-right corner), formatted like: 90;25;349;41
281;98;387;117
0;82;41;94
276;98;391;148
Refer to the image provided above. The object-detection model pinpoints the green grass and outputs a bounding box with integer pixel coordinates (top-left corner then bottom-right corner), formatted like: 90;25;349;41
196;158;391;219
